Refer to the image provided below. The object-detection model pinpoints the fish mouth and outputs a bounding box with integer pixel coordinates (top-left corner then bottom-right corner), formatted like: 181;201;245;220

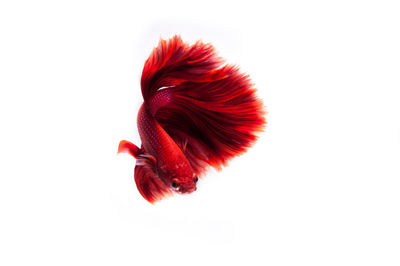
177;186;197;194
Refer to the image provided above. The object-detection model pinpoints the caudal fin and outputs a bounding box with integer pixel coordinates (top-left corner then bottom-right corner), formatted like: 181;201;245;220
141;35;266;176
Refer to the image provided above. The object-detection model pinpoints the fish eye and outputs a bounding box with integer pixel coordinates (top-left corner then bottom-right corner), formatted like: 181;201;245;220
171;181;178;188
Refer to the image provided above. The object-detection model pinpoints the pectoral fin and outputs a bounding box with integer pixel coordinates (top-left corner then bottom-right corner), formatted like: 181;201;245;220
134;153;172;203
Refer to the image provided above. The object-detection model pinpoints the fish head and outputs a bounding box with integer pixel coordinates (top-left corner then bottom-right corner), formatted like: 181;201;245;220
170;174;198;194
158;162;199;194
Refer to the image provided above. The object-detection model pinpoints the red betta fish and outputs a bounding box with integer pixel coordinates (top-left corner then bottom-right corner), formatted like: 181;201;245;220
118;36;266;203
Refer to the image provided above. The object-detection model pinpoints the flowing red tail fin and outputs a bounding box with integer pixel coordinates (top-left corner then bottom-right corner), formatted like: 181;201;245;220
141;36;266;176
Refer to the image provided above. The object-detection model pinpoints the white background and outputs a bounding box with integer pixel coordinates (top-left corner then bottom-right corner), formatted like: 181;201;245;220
1;0;399;265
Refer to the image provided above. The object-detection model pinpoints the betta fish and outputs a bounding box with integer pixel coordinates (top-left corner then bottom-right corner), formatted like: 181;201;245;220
118;35;266;203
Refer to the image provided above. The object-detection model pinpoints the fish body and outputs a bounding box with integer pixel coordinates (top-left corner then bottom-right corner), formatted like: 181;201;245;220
137;101;197;194
119;36;265;203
